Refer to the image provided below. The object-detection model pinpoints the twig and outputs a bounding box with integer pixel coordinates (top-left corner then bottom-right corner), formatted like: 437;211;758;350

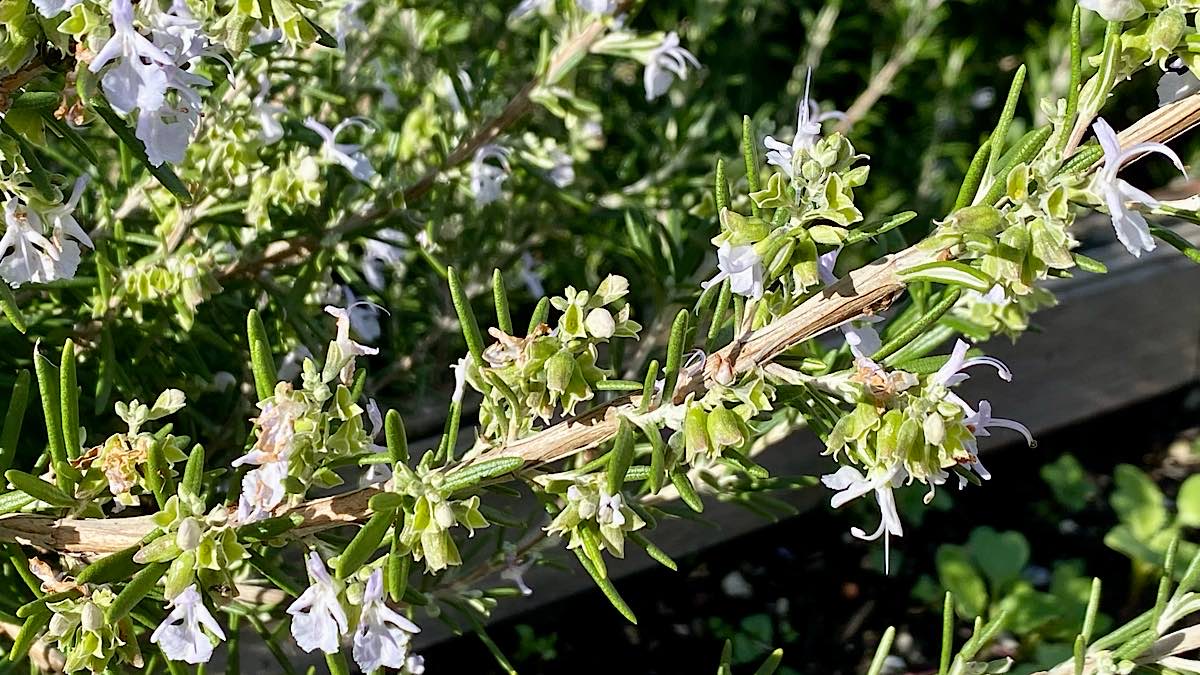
0;56;47;115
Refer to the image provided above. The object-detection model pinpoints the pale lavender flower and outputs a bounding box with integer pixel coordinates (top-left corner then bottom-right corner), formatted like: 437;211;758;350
470;145;511;206
500;553;535;596
450;355;470;404
643;32;700;101
31;0;81;17
304;117;376;182
701;243;764;300
519;252;545;298
821;463;906;573
150;585;226;664
362;228;406;291
89;0;173;115
0;180;94;288
352;569;421;672
1078;0;1145;22
764;69;845;178
253;75;286;145
1090;117;1187;257
235;459;289;523
509;0;550;20
597;491;627;527
288;552;349;654
578;0;616;13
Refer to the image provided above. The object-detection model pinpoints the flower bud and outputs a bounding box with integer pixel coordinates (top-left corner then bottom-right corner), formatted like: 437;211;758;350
81;602;103;632
923;413;946;447
1150;9;1186;62
546;350;576;394
585;307;616;339
434;501;456;529
176;517;203;552
706;406;744;449
948;204;1003;234
684;405;711;460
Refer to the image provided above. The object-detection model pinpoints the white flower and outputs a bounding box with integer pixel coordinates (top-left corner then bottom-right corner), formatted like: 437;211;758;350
352;569;421;673
137;103;200;167
326;302;381;374
643;32;700;101
597;491;627;527
470;144;511;206
31;0;81;17
764;69;845;177
1158;66;1200;107
701;242;764;300
519;252;545;299
500;553;534;596
548;149;575;188
577;0;616;13
0;183;94;288
253;74;286;145
288;552;349;654
509;0;550;20
334;0;368;51
362;229;406;291
235;395;303;466
406;654;427;674
1078;0;1145;22
147;1;207;64
235;459;289;523
450;355;470;404
361;399;392;485
931;339;1012;389
304;117;376;182
821;464;906;573
150;585;226;664
89;0;173;116
1090;119;1188;256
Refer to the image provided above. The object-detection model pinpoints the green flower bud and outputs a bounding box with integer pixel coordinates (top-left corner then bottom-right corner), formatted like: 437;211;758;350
949;204;1003;234
706;406;744;450
1149;9;1186;63
684;405;711;461
923;413;946;447
434;500;456;529
546;350;576;394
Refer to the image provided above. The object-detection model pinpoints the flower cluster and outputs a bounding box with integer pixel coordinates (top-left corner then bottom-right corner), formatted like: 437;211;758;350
464;274;641;443
387;460;491;573
73;389;188;510
817;341;1034;570
544;474;646;561
287;553;425;671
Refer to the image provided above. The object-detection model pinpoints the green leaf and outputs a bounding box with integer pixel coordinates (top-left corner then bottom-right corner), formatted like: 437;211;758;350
448;267;486;367
0;283;27;333
1039;453;1094;512
966;527;1029;592
5;469;74;507
105;562;169;623
442;456;524;493
60;339;80;461
492;268;512;335
936;545;987;619
1110;464;1167;539
1177;474;1200;528
0;370;31;476
898;261;994;293
661;309;690;403
247;309;277;400
335;511;392;579
92;102;192;202
605;418;634;496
